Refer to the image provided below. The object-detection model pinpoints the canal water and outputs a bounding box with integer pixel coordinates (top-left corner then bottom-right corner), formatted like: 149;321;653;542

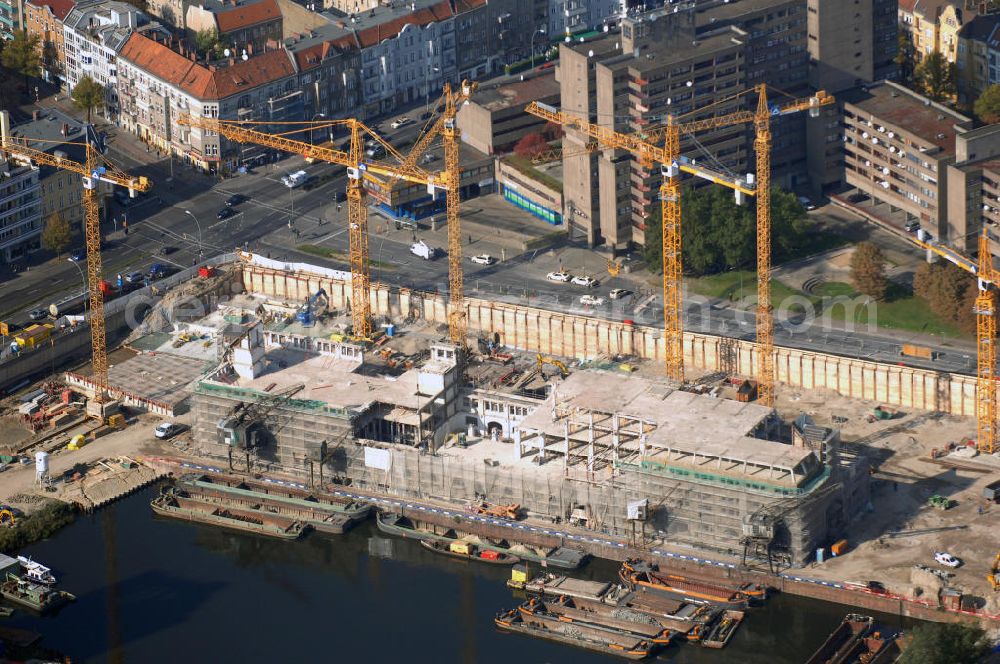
8;487;917;663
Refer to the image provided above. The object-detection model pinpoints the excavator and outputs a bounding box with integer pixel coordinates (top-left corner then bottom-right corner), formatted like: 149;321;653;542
295;288;328;327
537;353;569;377
989;552;1000;592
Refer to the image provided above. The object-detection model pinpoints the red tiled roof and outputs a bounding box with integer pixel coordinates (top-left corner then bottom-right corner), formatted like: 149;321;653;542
26;0;75;21
215;0;280;33
291;35;356;71
355;0;453;48
898;0;919;12
119;33;295;100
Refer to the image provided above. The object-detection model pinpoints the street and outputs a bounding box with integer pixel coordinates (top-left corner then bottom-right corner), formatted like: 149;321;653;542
0;122;978;378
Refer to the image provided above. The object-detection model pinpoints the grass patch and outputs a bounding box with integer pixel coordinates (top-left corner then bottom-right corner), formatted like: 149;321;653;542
503;155;563;193
0;500;78;554
689;274;967;338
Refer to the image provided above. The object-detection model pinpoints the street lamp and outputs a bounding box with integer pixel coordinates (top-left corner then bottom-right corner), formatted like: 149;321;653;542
531;28;547;69
182;209;204;259
67;258;88;314
309;113;326;146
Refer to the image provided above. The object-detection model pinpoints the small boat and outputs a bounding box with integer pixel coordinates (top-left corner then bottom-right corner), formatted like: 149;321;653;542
151;489;306;540
419;539;519;564
701;609;744;648
804;614;874;664
495;608;656;660
0;574;74;614
0;606;13;618
377;512;586;569
17;556;56;586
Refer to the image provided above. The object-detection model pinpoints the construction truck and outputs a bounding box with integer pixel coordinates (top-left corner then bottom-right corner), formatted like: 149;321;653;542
472;502;521;520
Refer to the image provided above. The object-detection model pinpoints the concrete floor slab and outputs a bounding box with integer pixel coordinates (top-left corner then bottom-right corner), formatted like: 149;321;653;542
108;351;212;410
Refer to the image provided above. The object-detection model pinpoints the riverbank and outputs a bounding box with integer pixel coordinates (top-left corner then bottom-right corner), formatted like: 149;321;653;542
0;499;77;554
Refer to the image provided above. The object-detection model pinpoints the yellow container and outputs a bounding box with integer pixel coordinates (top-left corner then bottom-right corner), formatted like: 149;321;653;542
449;542;470;555
511;567;528;584
15;324;53;348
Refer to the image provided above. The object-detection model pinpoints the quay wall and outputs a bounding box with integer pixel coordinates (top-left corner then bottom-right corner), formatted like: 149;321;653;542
240;259;976;418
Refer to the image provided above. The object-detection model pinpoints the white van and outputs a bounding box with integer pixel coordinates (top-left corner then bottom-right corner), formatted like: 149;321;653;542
281;170;309;188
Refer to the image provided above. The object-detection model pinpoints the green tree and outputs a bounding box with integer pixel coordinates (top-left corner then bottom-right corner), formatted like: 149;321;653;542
897;622;990;664
850;242;889;301
974;84;1000;124
40;212;71;255
195;28;225;59
0;31;41;92
895;32;915;81
914;52;956;102
71;75;104;123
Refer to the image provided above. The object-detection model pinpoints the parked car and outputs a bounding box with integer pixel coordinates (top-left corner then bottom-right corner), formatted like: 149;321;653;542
124;271;145;284
160;246;178;255
69;248;86;262
934;552;961;568
579;294;605;306
905;220;920;233
470;254;495;265
217;207;235;220
154;421;182;439
391;116;412;129
365;144;387;159
571;275;598;288
797;196;816;211
419;111;433;121
148;263;170;279
546;271;572;283
421;153;438;164
28;308;47;321
226;194;247;206
609;288;632;300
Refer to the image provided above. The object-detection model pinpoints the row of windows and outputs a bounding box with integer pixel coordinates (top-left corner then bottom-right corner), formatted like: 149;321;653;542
503;188;562;225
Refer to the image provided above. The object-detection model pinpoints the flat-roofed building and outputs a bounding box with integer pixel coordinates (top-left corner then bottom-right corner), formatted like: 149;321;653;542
457;71;559;156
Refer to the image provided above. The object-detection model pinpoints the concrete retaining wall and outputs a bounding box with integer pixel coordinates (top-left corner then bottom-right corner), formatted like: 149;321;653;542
240;260;977;418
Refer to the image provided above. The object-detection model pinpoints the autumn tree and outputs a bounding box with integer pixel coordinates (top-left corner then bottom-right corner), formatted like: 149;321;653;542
914;52;956;102
913;261;978;332
41;212;71;255
0;31;41;92
513;132;548;158
850;242;889;301
974;84;1000;124
71;75;104;123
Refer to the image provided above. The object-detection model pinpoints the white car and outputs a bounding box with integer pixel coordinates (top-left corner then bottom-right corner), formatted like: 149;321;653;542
934;552;961;568
609;288;633;300
571;275;598;288
579;294;605;306
470;254;495;265
546;271;572;282
154;422;182;439
391;116;411;129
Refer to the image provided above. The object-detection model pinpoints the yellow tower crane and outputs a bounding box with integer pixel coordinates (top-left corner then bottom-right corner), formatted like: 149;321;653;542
640;85;834;405
907;229;997;454
531;85;834;400
178;116;444;340
525;102;756;384
392;81;477;345
0;112;151;390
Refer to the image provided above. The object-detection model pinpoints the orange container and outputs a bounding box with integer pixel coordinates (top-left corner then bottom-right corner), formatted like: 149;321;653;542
830;539;849;556
480;550;501;561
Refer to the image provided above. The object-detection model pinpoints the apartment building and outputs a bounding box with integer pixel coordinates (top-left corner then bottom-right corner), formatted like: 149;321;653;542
116;32;302;170
899;0;980;63
24;0;75;85
956;13;1000;104
807;0;898;93
841;81;971;239
63;0;167;122
8;109;110;234
185;0;282;54
457;71;559;155
547;0;618;39
281;25;362;122
0;160;41;263
0;0;25;40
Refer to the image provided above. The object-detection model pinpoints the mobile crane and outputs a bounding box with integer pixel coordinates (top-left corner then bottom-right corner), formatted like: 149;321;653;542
0;111;151;391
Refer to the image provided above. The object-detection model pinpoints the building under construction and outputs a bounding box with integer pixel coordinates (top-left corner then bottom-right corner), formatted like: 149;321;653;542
177;291;869;565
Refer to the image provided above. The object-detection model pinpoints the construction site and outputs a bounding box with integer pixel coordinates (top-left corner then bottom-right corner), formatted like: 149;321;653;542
0;77;999;637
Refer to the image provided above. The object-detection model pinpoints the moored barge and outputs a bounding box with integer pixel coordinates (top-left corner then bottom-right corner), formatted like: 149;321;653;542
495;608;657;660
620;559;764;607
0;574;74;614
151;490;306;540
519;596;677;644
804;613;874;664
419;539;519;564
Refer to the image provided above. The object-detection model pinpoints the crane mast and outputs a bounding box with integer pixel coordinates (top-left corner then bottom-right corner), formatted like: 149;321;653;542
0;112;151;390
